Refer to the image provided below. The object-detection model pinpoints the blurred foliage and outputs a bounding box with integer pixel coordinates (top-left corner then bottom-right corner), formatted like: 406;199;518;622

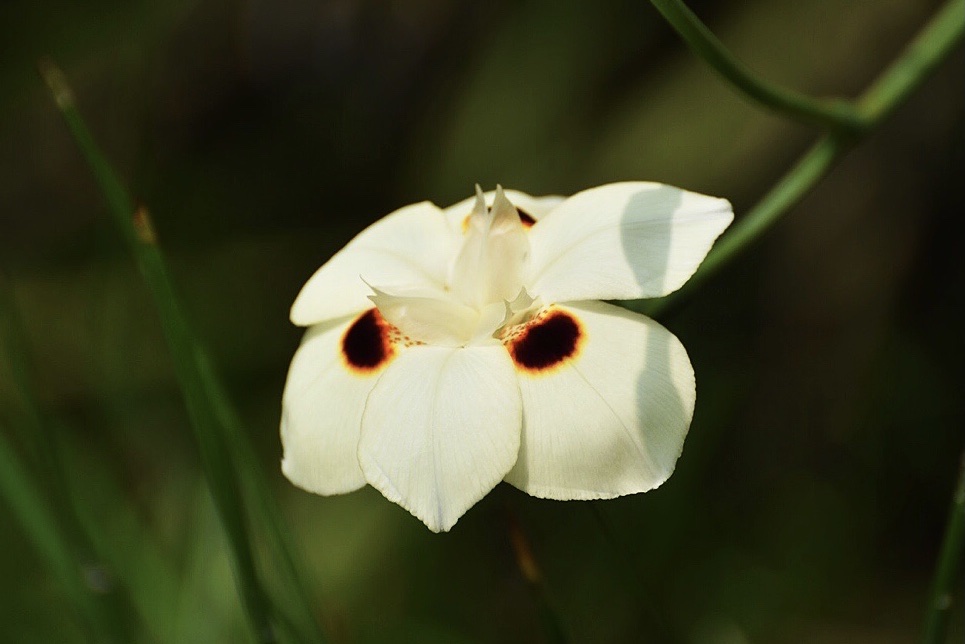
1;0;963;642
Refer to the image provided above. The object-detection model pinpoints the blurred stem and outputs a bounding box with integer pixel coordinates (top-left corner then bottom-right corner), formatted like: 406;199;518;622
923;452;965;644
649;0;867;135
38;59;326;644
857;0;965;126
506;509;568;644
635;0;964;319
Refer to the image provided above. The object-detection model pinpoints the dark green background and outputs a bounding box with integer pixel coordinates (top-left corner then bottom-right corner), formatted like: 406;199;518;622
2;0;963;641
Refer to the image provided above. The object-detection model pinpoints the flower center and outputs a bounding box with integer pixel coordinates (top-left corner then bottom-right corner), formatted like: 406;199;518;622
365;186;535;348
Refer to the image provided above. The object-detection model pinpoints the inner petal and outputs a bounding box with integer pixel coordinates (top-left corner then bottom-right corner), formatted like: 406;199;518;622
449;185;530;308
368;284;481;347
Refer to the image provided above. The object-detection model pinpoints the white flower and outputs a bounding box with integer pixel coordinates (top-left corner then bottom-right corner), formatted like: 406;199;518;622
281;182;732;532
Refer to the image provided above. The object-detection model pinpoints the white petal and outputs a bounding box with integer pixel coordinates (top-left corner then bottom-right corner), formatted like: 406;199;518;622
443;189;565;231
358;345;522;532
290;201;457;326
526;182;732;302
281;310;399;494
504;301;695;499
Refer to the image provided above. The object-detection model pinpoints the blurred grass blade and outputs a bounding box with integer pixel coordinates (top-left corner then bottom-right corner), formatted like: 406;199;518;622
923;453;965;644
0;427;113;640
649;0;867;134
58;428;198;642
0;270;47;460
2;272;134;642
38;58;326;644
200;355;328;643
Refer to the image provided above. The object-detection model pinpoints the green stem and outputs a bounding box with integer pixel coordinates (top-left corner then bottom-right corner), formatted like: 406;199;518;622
639;3;965;638
649;0;867;134
634;0;964;319
38;58;325;644
923;452;965;644
858;0;965;126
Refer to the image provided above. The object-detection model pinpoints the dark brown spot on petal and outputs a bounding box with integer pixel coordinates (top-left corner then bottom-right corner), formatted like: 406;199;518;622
341;309;395;374
506;309;583;374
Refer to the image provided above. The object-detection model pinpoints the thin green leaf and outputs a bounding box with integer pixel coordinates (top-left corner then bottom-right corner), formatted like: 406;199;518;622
38;59;327;644
923;453;965;644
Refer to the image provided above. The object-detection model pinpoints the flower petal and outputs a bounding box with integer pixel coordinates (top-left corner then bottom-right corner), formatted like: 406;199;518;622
443;189;565;231
525;182;733;302
290;201;457;326
358;345;522;532
504;301;695;500
368;284;479;347
280;310;399;495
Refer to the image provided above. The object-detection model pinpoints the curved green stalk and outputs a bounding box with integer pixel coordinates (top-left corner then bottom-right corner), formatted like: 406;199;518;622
649;0;867;134
38;59;326;644
923;453;965;644
857;0;965;126
635;3;965;638
634;0;964;319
